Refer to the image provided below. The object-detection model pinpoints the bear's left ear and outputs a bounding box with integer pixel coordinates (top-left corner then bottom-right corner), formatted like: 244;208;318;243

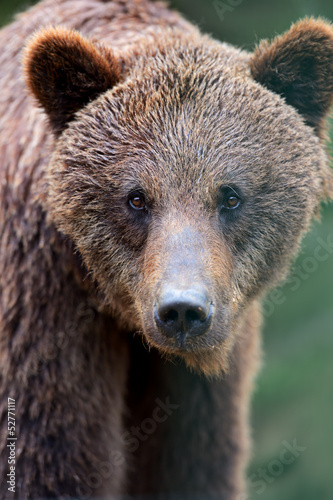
24;27;121;134
250;18;333;137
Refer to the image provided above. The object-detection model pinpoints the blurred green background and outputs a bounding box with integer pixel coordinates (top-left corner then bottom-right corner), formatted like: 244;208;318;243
1;0;333;499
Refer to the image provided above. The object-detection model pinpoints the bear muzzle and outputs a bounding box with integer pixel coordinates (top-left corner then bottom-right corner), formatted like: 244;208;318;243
140;219;233;353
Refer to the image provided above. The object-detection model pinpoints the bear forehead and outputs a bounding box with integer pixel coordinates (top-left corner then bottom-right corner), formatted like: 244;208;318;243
62;79;318;157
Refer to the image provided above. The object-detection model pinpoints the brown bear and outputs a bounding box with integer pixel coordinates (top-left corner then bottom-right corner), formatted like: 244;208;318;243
0;0;333;499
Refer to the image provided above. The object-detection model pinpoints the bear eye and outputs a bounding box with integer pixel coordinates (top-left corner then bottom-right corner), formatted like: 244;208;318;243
128;192;147;211
219;186;242;211
224;195;241;209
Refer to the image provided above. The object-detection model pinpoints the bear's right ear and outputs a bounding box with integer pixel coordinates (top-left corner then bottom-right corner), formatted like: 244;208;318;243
23;27;121;134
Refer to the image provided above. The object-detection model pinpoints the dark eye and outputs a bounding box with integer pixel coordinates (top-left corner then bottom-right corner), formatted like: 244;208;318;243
128;192;147;211
219;186;242;211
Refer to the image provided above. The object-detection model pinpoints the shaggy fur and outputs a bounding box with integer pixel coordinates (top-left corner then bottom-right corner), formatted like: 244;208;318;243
0;1;332;499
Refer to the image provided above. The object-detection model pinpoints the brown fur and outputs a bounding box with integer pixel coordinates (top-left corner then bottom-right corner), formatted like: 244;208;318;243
0;1;332;499
250;17;333;139
25;27;122;133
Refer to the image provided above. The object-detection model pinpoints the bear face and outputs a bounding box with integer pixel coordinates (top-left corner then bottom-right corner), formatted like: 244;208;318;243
24;21;333;376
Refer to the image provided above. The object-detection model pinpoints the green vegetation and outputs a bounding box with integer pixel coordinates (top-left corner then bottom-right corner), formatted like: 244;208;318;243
1;1;333;498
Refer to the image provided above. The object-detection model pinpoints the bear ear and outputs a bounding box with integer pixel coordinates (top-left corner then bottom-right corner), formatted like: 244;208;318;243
23;27;121;133
250;18;333;137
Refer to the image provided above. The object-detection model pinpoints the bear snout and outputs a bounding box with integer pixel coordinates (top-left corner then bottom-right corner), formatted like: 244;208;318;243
154;287;214;344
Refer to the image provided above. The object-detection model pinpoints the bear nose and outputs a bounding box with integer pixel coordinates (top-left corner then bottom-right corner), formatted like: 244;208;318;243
154;288;213;339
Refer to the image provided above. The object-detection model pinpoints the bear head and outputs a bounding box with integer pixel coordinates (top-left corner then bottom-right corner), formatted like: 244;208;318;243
24;20;333;376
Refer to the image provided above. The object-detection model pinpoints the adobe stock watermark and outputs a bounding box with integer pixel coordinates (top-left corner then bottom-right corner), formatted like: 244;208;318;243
75;397;179;499
213;0;244;22
7;398;16;494
122;397;180;453
263;234;333;318
237;439;306;500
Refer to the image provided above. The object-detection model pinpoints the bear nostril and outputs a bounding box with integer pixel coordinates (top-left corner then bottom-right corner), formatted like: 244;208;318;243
186;308;205;324
154;288;213;339
160;306;204;327
161;309;179;326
